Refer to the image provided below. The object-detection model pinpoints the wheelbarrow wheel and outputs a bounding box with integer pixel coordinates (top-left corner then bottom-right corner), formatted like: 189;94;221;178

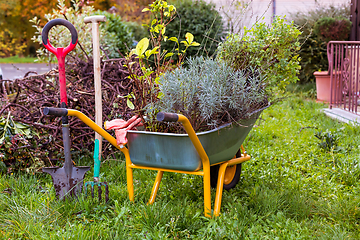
210;150;242;190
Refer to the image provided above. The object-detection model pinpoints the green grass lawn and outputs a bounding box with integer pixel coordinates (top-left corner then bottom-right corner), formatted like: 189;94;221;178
0;56;41;64
1;95;360;239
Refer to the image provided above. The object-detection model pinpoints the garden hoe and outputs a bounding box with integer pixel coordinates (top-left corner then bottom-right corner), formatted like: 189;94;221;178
41;19;90;199
83;15;109;201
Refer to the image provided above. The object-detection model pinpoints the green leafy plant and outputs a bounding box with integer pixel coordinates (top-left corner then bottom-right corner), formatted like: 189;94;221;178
0;112;46;173
313;17;351;43
118;92;136;110
139;0;200;72
139;0;177;72
124;0;200;116
217;16;301;96
314;129;340;152
145;56;268;132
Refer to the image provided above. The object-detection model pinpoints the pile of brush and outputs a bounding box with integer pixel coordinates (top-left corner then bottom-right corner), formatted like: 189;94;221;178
0;57;141;166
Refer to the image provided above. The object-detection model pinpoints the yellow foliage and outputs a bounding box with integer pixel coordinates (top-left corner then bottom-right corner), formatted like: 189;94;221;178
92;0;117;10
115;0;152;23
0;29;27;57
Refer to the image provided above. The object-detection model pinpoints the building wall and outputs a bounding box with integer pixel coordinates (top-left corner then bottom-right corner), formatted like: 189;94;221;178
208;0;350;32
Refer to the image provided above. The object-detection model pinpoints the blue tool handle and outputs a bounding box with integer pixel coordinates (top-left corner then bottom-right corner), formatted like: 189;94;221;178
93;139;101;178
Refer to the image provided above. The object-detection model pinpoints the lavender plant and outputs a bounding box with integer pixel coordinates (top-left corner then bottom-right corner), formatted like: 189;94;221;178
146;56;267;132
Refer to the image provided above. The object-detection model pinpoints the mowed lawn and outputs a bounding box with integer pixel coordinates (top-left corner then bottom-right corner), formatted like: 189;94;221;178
1;95;360;239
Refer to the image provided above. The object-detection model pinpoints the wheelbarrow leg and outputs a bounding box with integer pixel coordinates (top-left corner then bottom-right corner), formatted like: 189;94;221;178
214;162;228;217
203;161;212;218
121;147;134;202
148;171;164;205
126;166;134;202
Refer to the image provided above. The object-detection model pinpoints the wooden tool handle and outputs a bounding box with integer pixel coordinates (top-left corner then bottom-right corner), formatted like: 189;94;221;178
85;15;106;160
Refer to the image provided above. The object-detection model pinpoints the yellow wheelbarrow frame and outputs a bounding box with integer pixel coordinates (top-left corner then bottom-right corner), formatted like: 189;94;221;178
44;108;257;217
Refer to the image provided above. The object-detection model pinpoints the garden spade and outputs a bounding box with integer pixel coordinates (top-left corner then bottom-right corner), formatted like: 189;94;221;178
84;15;109;201
41;19;90;199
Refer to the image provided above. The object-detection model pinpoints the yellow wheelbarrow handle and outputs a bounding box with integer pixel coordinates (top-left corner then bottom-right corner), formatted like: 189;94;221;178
157;112;210;167
157;112;211;217
43;107;120;150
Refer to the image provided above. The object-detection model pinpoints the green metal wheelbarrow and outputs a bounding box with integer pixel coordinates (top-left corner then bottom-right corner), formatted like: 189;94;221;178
43;107;265;217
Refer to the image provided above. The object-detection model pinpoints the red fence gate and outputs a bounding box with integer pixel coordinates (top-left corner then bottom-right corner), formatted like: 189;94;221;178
328;41;360;114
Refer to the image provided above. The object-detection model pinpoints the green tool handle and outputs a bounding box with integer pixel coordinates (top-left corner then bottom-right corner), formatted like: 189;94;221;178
93;139;101;179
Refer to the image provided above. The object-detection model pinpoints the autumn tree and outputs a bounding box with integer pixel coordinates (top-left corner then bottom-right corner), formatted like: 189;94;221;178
0;0;58;56
0;0;115;57
114;0;152;23
92;0;117;10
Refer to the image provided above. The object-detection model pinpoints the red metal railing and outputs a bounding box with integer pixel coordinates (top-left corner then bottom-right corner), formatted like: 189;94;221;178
328;41;360;114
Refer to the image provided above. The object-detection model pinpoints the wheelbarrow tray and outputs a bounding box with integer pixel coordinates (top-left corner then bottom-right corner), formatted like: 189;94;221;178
127;112;261;171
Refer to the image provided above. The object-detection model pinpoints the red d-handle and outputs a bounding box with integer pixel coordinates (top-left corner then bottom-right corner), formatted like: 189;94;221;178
42;19;78;106
42;19;78;57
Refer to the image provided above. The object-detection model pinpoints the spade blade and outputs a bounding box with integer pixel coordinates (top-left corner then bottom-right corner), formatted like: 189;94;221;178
43;166;90;199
